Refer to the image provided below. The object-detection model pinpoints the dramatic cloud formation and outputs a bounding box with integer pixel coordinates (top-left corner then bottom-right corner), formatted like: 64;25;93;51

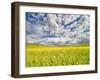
26;12;90;46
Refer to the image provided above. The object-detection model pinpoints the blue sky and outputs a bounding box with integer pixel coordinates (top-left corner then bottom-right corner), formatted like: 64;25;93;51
25;12;90;45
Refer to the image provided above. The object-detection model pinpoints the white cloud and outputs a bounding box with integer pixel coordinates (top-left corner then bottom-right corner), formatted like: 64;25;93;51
26;13;90;45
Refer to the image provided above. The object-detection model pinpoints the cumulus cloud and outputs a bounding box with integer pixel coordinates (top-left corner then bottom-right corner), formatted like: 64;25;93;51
26;12;90;45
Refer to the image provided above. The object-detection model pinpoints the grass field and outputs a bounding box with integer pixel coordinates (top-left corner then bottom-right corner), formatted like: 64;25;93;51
26;43;90;67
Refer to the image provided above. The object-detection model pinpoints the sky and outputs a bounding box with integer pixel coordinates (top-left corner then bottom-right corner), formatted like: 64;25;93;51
25;12;90;46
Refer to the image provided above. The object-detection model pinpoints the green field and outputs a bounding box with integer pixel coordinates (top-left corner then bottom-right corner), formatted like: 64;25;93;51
26;43;90;67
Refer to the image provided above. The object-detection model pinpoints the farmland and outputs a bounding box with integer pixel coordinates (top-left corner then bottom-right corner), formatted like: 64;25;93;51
26;43;89;67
